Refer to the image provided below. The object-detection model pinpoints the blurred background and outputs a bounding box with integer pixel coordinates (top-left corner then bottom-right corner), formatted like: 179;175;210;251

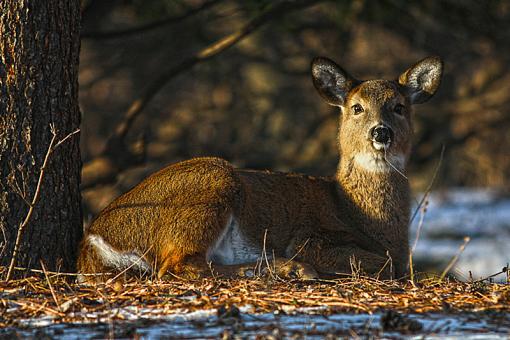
79;0;510;278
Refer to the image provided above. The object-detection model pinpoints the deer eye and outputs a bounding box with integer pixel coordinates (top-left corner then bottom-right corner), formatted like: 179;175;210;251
394;103;405;115
351;104;364;115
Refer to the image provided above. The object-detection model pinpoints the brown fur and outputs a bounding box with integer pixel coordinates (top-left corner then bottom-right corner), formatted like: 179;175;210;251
77;56;443;281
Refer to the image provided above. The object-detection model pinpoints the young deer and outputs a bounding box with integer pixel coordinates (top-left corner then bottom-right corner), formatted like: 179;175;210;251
77;56;443;282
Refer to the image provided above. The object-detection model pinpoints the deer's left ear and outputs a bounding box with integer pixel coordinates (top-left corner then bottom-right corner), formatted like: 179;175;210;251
398;56;443;104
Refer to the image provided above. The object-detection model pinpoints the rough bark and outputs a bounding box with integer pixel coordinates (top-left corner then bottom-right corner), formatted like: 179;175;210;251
0;0;82;273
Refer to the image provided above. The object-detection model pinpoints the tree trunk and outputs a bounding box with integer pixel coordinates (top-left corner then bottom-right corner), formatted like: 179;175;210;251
0;0;82;274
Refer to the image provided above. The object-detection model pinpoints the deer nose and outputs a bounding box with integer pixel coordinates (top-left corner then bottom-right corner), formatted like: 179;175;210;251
370;125;393;144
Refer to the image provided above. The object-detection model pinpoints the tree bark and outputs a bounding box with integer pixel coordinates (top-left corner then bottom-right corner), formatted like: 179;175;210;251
0;0;82;274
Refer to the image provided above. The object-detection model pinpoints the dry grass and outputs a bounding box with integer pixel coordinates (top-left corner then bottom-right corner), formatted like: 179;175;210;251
1;269;509;328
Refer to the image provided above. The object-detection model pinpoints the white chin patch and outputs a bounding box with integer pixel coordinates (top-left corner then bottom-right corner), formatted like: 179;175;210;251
354;152;405;173
372;141;387;151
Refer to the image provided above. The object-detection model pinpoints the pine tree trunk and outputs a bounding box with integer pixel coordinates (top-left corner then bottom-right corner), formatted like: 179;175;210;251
0;0;82;274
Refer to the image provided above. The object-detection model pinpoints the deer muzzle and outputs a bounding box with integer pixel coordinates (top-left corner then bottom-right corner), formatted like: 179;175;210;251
370;124;394;150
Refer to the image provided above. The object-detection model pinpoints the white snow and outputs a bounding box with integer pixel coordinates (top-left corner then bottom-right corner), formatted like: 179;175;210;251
410;188;510;281
10;307;510;339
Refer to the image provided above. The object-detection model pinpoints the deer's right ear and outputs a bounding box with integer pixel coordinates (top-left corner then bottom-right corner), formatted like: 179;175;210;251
398;56;443;104
311;57;356;107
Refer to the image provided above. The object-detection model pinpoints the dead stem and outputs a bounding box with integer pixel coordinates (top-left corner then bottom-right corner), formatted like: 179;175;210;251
261;229;276;279
40;261;61;312
440;236;471;281
5;126;80;281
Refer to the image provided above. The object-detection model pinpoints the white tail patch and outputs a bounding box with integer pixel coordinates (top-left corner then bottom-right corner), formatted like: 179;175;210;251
88;234;151;273
354;152;405;173
206;215;261;265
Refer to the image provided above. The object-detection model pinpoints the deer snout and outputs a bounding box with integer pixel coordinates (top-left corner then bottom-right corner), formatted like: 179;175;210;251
370;125;393;149
369;124;393;151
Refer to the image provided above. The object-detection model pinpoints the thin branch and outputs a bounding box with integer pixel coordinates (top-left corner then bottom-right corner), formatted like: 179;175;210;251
108;245;153;283
5;130;57;281
376;251;393;281
1;265;110;277
439;236;471;282
408;146;444;284
282;238;310;266
411;198;429;253
410;145;445;224
473;265;509;283
40;261;61;312
54;129;81;149
261;229;276;280
81;0;221;40
409;197;429;285
83;0;325;190
5;127;80;281
107;0;323;147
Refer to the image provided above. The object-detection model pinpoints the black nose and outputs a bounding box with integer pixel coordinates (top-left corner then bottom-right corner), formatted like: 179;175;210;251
371;125;393;144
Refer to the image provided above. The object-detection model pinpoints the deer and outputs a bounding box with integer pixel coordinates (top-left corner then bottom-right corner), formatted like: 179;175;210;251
77;56;443;282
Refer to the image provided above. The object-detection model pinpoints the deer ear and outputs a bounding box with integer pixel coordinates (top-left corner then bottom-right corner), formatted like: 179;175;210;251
311;57;356;107
399;56;443;104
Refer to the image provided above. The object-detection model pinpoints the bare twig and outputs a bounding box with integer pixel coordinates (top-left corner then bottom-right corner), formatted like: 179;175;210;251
5;131;57;281
282;238;310;266
261;229;276;279
407;146;444;284
411;199;429;253
83;0;324;189
376;251;393;281
349;255;361;280
410;145;445;225
409;197;429;284
473;265;509;283
408;249;415;284
507;264;509;284
5;126;80;281
1;265;111;277
107;245;153;283
109;0;322;144
439;236;470;282
81;0;221;40
40;261;61;312
54;129;81;148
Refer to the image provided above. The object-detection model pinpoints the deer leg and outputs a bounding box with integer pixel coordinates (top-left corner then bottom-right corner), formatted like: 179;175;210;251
288;237;394;279
157;253;318;280
210;257;318;279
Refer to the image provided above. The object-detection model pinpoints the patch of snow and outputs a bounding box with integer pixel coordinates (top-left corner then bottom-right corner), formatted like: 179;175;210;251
7;308;510;339
411;188;510;281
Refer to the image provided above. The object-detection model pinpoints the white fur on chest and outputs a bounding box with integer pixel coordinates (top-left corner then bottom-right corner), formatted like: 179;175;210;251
354;152;405;173
206;215;261;265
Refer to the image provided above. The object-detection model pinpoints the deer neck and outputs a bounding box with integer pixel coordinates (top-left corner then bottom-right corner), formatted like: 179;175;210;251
335;157;410;251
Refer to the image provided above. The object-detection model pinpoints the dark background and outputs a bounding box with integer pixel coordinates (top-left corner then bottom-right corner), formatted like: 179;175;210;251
79;0;510;216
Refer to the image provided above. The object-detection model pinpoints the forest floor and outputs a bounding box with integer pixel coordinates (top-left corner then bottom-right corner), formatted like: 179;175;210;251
1;273;509;338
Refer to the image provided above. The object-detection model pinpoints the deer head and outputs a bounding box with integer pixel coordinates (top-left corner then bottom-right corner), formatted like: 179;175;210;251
311;56;443;175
